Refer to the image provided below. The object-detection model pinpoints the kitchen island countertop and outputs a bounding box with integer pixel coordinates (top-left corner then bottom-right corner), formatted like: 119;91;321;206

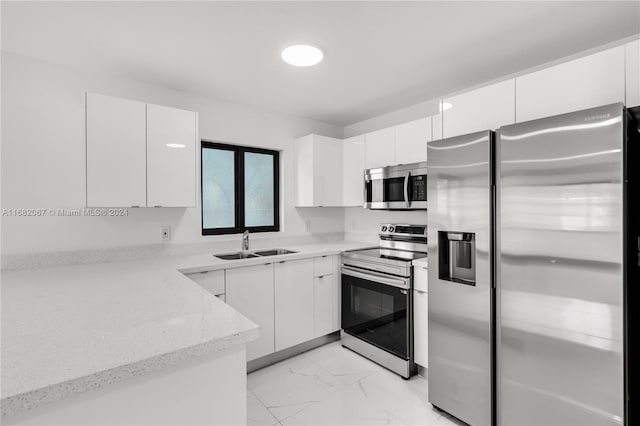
0;240;372;416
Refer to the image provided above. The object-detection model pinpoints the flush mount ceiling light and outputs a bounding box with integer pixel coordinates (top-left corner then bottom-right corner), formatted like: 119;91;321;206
166;143;186;148
440;102;453;112
281;44;324;67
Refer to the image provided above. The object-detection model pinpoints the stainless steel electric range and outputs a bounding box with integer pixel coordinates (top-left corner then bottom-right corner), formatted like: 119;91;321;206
341;224;427;379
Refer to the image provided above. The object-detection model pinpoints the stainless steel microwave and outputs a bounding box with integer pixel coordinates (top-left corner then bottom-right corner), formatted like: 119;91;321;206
364;162;427;210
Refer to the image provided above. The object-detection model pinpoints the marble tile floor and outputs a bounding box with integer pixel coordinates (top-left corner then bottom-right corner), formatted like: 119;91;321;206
247;342;465;426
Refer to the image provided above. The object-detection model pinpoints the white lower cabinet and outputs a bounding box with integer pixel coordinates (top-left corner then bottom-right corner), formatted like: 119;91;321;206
413;289;428;368
313;274;335;337
211;255;339;361
185;270;225;296
274;259;315;351
225;264;275;361
414;265;428;293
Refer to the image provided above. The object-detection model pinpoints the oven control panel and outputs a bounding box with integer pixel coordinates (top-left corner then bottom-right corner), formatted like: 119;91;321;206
380;223;427;238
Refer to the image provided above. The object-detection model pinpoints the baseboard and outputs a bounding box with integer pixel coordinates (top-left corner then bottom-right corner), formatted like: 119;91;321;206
247;332;340;373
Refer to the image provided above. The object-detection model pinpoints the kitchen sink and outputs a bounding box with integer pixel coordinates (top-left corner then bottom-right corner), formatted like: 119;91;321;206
214;252;260;260
253;249;298;256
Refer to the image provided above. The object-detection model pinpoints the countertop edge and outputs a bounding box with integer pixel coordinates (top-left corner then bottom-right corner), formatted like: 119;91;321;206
0;327;260;417
176;246;358;274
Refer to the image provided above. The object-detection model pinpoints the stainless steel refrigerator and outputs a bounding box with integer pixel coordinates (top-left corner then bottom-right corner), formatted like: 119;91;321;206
427;103;638;426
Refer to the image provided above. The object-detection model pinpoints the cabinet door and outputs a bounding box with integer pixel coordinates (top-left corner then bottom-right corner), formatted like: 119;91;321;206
294;135;314;207
365;127;395;169
395;117;430;164
626;40;640;107
516;46;625;123
274;259;315;351
313;136;343;206
413;265;428;293
342;135;365;206
86;93;147;207
332;256;341;331
443;79;515;138
146;104;197;207
313;274;334;337
413;290;428;368
226;264;275;361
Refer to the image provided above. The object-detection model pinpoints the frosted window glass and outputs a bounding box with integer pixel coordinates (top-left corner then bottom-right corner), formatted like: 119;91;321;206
244;152;274;227
202;149;235;229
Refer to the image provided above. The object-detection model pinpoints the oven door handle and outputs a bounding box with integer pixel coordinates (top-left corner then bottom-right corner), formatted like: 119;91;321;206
341;265;410;290
404;172;411;208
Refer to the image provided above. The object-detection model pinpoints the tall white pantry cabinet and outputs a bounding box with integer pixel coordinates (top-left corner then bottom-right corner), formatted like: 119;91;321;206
86;92;197;208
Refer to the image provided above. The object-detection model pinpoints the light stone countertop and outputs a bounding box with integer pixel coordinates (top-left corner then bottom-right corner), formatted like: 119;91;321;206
0;240;372;416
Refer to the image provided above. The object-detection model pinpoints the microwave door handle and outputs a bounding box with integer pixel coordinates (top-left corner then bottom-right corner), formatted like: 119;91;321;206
404;172;411;208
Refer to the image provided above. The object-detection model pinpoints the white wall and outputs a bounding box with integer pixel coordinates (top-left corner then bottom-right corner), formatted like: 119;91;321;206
344;208;427;244
1;52;345;255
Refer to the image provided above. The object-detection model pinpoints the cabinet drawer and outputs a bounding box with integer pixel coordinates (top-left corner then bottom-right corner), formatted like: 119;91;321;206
414;266;428;293
186;270;225;295
314;255;333;277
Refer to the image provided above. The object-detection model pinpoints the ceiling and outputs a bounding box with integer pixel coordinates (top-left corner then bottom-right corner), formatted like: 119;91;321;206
2;1;639;126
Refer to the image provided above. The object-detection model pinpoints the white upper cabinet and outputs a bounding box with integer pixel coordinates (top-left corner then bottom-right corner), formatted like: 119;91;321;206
443;79;515;138
86;93;197;207
294;134;343;207
365;126;395;169
146;104;197;207
342;135;365;206
86;93;147;207
432;111;443;141
516;46;625;123
274;259;315;351
626;40;640;107
395;117;430;164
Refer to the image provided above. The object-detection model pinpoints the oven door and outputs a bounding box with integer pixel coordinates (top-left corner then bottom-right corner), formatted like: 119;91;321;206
341;266;411;360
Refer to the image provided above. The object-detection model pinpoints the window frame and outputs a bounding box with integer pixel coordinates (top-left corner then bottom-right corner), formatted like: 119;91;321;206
201;141;280;236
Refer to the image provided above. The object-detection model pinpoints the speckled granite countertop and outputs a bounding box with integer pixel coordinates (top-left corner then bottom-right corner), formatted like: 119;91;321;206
0;240;372;416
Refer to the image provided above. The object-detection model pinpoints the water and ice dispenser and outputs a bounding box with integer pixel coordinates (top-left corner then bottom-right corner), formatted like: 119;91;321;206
438;231;476;286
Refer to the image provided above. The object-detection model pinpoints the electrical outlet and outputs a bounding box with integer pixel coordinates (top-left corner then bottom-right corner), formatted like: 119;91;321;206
304;220;311;232
161;226;171;241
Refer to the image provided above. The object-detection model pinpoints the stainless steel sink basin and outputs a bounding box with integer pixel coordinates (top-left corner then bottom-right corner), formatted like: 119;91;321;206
214;252;260;260
254;249;298;256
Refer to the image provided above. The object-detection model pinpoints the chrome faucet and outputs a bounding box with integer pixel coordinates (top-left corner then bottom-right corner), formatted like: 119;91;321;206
242;230;250;251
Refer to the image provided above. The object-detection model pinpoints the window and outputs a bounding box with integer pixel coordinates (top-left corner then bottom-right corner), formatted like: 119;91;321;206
201;141;279;235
